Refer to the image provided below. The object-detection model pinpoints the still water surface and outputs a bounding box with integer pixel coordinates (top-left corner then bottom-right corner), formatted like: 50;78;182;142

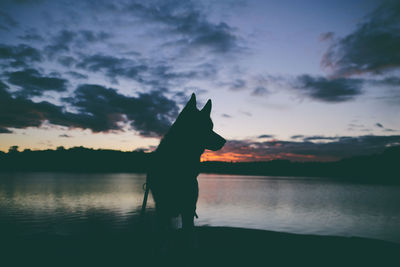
0;173;399;243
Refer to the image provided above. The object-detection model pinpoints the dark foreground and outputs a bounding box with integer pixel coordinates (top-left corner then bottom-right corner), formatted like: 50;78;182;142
3;226;399;267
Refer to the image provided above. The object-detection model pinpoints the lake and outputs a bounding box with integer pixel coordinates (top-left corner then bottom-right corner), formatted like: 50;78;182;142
0;172;399;243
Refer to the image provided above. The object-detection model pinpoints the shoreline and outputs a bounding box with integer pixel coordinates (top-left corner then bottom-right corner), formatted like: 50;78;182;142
1;170;399;185
4;226;399;266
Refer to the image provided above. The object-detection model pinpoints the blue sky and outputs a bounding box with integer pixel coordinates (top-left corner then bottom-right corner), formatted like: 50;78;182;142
0;0;399;161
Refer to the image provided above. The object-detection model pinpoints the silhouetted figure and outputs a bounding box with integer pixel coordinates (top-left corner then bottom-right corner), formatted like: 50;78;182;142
147;93;225;234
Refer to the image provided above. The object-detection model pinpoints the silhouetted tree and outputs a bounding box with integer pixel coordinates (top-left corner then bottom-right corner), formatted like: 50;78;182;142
8;145;19;153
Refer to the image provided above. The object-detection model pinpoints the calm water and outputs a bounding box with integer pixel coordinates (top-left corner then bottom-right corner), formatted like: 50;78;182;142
0;172;399;243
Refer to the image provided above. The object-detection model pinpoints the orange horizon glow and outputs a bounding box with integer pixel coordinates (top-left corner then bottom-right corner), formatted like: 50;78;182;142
201;150;338;162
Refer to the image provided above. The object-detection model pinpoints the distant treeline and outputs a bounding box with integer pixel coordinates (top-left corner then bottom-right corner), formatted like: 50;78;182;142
201;146;399;184
0;146;150;173
0;145;399;184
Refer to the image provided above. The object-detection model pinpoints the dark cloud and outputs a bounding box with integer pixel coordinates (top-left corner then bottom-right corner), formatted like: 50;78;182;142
384;128;396;132
0;81;179;137
18;28;44;41
78;30;111;43
251;86;269;96
291;135;304;139
6;68;68;96
76;54;147;81
18;33;44;41
0;10;18;31
229;79;246;91
221;113;231;118
295;74;363;102
66;84;179;136
0;82;11;133
44;30;76;57
370;76;400;87
45;30;112;58
375;122;397;132
112;0;239;53
75;53;213;86
0;80;8;90
322;1;400;76
206;135;400;161
319;32;334;42
258;134;274;139
58;56;76;67
0;44;42;67
0;127;13;133
0;83;69;131
66;71;88;80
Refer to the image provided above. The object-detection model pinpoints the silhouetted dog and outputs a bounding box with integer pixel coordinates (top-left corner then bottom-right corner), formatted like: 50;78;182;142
148;93;225;230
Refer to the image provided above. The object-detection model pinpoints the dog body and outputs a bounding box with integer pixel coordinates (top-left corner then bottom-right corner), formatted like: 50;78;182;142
148;93;225;229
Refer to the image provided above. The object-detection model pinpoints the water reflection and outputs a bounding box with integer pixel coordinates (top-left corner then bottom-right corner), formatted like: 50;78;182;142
0;173;154;216
0;172;399;243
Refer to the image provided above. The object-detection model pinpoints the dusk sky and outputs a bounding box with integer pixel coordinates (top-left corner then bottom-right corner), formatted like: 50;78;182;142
1;0;399;161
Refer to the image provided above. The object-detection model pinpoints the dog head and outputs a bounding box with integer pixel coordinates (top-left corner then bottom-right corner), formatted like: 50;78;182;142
177;93;226;151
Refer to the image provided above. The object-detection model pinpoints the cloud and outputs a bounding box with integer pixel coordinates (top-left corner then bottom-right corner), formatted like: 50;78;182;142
0;127;13;133
251;86;269;96
0;81;13;134
375;122;397;132
203;135;400;162
322;1;400;76
113;0;239;53
319;32;334;42
44;30;76;57
18;28;44;42
6;68;68;96
75;54;148;81
66;71;88;80
0;44;42;67
369;76;400;87
0;83;68;131
291;135;304;139
78;30;111;43
294;74;363;102
0;80;8;90
66;84;179;136
75;53;213;86
221;113;231;118
384;128;396;132
58;56;76;67
258;134;274;139
0;82;179;137
229;79;246;91
44;29;112;58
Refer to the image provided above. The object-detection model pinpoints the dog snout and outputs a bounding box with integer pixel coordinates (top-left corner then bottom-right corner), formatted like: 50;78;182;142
206;131;226;151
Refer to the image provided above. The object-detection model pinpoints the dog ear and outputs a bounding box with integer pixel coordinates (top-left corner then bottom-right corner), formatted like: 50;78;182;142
185;93;197;109
201;99;212;115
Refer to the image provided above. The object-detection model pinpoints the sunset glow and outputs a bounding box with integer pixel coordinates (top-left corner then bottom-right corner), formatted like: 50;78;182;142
201;150;329;162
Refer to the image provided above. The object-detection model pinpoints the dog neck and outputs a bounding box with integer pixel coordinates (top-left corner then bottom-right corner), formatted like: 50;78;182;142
155;124;205;163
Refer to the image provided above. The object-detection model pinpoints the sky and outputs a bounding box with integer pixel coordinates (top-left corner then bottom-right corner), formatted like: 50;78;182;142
0;0;399;161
